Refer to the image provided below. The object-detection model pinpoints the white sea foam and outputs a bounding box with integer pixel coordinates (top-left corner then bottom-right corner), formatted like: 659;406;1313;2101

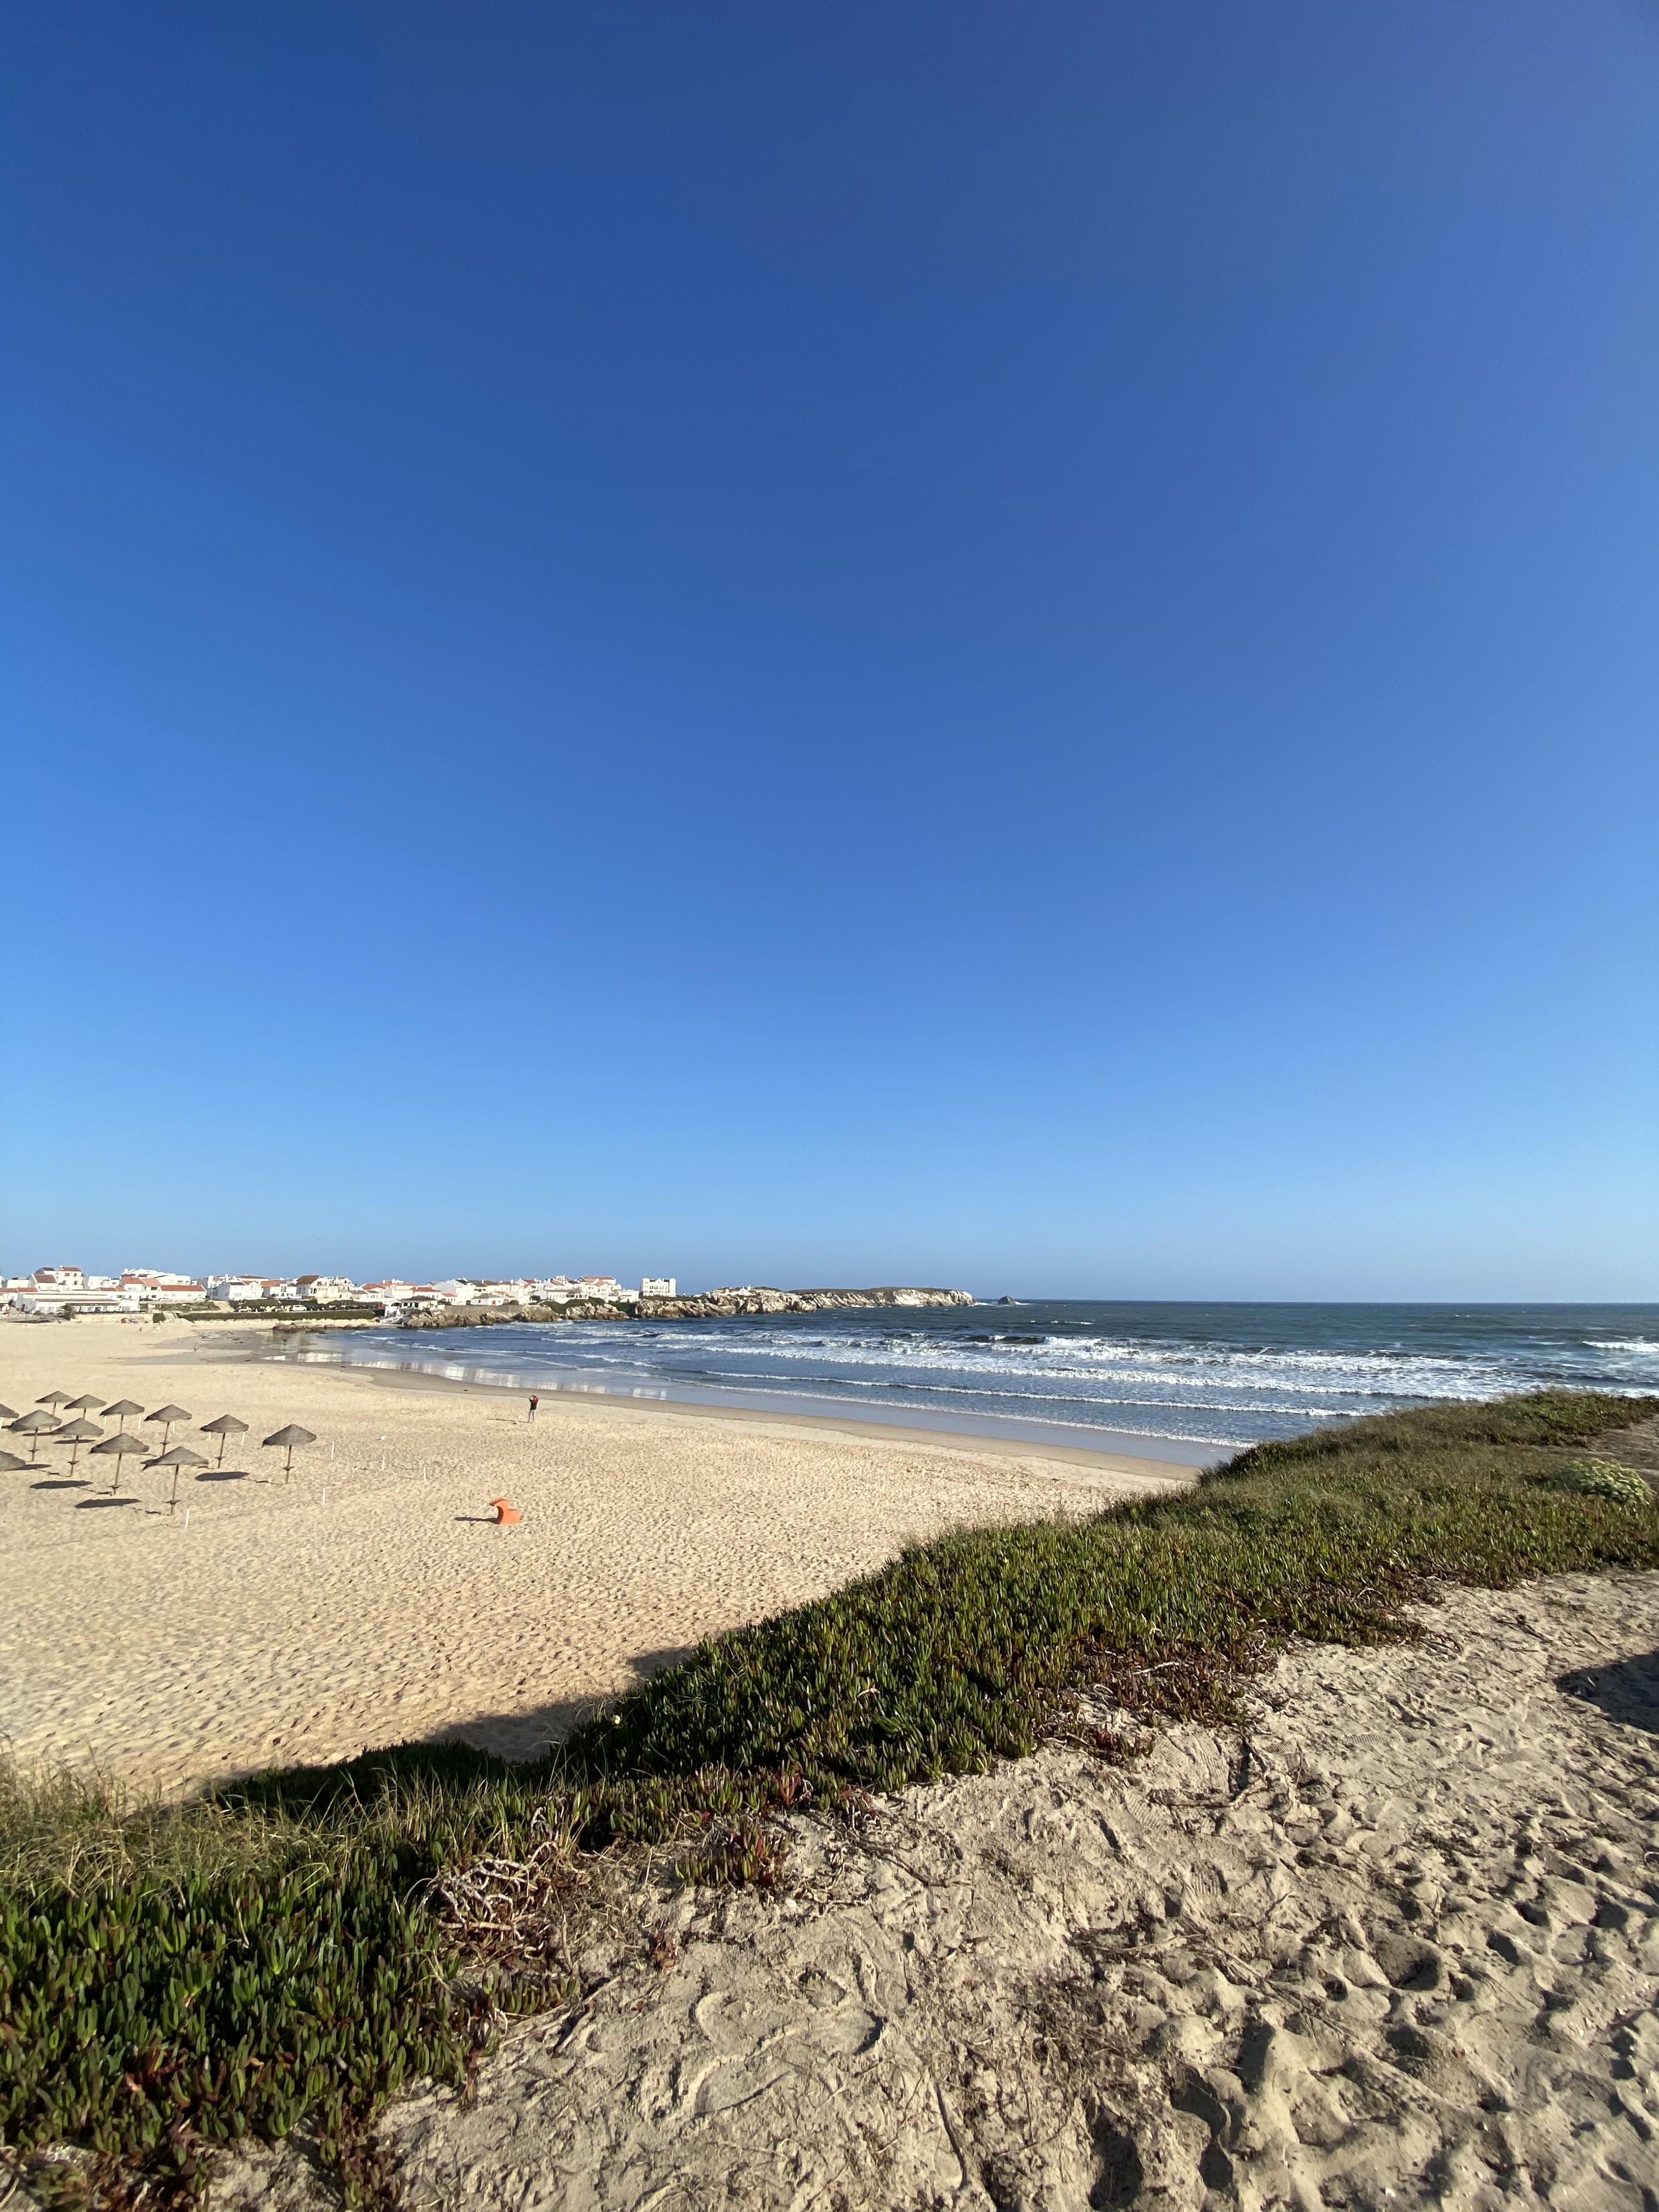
325;1304;1659;1450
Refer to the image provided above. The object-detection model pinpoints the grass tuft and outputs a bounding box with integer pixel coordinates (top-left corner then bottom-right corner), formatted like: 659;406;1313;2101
3;1389;1656;2204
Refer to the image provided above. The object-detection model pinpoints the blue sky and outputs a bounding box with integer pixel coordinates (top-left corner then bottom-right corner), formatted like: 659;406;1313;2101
4;1;1655;1299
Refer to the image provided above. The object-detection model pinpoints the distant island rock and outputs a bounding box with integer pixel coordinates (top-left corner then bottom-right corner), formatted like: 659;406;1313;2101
397;1285;976;1329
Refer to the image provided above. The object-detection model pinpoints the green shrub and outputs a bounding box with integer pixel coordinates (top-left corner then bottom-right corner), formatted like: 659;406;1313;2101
1549;1456;1652;1508
1;1849;465;2188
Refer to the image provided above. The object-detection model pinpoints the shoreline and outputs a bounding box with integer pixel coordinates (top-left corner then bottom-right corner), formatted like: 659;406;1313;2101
0;1316;1194;1797
223;1322;1219;1475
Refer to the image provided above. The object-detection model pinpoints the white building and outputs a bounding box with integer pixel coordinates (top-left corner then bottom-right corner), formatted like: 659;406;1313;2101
359;1280;444;1313
2;1265;221;1312
119;1272;207;1304
3;1266;141;1313
514;1274;629;1304
640;1277;676;1298
426;1279;532;1308
7;1285;140;1314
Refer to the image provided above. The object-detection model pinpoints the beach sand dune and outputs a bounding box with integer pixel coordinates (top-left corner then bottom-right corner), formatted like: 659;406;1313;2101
218;1570;1659;2211
0;1317;1187;1797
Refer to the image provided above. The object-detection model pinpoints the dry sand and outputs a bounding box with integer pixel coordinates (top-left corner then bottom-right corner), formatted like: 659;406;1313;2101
0;1316;1190;1798
217;1568;1659;2212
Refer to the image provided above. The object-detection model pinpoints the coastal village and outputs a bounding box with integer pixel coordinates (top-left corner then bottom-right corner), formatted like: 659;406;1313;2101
2;1265;676;1317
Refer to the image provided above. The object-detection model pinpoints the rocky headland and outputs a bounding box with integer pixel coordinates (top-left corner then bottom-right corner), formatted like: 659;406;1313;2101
397;1285;975;1329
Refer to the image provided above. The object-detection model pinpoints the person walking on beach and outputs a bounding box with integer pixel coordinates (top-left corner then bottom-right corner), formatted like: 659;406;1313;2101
527;1393;538;1423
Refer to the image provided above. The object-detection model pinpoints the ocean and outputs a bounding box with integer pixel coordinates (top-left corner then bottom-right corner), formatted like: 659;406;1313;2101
283;1301;1659;1466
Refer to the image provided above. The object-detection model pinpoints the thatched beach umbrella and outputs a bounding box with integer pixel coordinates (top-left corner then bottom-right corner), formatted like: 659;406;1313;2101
36;1391;74;1414
146;1403;193;1451
0;1403;16;1421
262;1424;316;1482
8;1411;61;1462
103;1399;144;1432
90;1431;149;1493
54;1417;105;1474
150;1443;207;1514
200;1413;249;1466
65;1392;106;1415
0;1449;32;1474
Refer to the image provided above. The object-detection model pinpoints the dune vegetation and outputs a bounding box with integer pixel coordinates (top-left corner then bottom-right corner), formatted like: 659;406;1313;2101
3;1389;1656;2205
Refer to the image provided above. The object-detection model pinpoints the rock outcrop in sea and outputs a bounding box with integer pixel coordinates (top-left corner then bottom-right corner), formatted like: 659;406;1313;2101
397;1286;975;1329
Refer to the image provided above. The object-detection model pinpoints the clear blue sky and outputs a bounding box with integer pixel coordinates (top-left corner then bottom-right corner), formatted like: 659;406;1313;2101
4;1;1655;1299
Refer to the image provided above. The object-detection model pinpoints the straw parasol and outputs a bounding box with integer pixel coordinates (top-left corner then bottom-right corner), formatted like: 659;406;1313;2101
146;1403;193;1451
8;1411;61;1461
54;1417;105;1474
150;1443;207;1514
0;1404;16;1421
89;1431;150;1493
37;1391;74;1414
65;1392;106;1415
200;1413;250;1466
103;1399;145;1432
263;1424;316;1482
0;1450;33;1474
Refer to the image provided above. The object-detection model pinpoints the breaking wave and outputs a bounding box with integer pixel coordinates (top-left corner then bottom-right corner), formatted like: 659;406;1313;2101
308;1299;1659;1454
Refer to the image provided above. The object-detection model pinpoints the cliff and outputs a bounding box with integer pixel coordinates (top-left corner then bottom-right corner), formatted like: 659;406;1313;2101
397;1286;975;1330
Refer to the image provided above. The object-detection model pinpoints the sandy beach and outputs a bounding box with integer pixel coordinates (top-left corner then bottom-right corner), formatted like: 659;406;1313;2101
0;1316;1192;1799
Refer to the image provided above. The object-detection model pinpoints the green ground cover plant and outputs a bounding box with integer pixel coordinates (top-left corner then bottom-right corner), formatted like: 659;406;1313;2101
3;1390;1655;2205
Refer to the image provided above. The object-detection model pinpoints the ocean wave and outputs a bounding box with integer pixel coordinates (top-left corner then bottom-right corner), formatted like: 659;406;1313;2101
595;1325;1479;1374
325;1304;1659;1451
439;1329;1659;1410
562;1335;1532;1402
664;1364;1476;1408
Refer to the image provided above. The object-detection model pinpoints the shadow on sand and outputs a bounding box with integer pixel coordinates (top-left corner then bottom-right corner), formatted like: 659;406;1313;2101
1559;1650;1659;1735
211;1645;696;1821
